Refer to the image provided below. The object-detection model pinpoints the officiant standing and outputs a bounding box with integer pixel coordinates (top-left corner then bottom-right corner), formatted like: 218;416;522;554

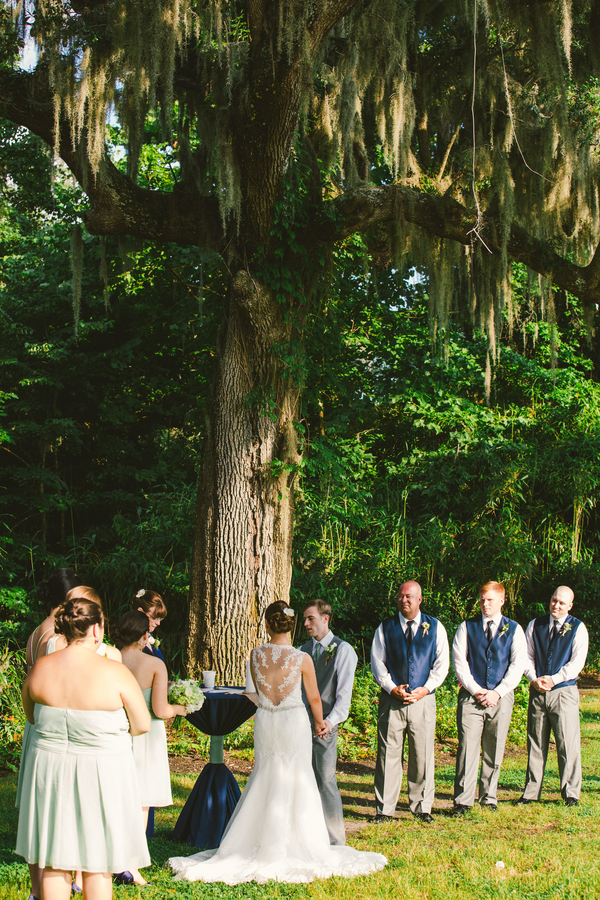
300;600;358;846
371;580;449;823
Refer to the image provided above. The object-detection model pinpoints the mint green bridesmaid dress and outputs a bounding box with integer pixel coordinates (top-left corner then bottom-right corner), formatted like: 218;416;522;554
16;705;150;873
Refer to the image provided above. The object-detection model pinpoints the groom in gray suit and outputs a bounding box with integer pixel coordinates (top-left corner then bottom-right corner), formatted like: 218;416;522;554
300;600;358;845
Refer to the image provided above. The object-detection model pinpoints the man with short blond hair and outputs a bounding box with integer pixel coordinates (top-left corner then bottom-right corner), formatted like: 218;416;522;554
452;581;527;814
371;580;449;823
518;585;588;807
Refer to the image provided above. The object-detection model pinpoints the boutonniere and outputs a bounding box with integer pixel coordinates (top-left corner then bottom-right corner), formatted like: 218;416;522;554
147;634;160;649
421;622;430;635
498;623;510;637
325;644;338;664
562;623;572;634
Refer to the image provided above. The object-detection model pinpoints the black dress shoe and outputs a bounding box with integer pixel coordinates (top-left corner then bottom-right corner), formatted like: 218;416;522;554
515;797;532;805
481;803;497;811
565;797;579;807
414;812;434;823
452;804;470;817
372;813;394;823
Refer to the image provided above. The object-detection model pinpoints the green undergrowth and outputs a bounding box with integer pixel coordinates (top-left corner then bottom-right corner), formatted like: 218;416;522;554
0;649;26;771
1;691;599;900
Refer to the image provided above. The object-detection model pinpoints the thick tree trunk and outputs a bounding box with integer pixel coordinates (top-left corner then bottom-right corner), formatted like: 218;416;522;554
187;270;302;682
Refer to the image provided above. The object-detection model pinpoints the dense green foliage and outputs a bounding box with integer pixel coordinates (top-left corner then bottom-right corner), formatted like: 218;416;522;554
293;257;600;654
0;121;220;659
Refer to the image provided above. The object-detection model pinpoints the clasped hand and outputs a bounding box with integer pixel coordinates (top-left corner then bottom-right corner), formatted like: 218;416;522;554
391;685;429;703
531;676;554;693
314;719;331;738
473;689;500;707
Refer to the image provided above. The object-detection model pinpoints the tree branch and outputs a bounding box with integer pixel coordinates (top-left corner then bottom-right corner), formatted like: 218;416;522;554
307;183;600;305
308;0;363;49
0;66;224;249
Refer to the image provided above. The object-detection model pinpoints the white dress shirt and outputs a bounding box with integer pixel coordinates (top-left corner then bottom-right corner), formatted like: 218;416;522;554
452;614;527;697
311;630;358;728
370;611;449;695
524;616;589;685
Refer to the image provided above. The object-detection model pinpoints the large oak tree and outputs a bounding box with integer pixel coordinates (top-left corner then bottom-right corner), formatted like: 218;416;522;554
2;0;600;678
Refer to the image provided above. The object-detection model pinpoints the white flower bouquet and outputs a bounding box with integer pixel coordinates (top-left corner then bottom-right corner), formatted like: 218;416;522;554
168;679;205;714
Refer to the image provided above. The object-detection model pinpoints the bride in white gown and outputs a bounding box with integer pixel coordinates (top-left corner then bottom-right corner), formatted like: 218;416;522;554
169;601;387;884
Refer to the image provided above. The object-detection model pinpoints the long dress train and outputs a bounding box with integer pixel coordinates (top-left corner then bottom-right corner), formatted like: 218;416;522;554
168;644;386;884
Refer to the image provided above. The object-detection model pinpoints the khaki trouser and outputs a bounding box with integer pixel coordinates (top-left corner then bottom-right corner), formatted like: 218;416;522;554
522;685;581;801
374;690;436;816
453;687;514;807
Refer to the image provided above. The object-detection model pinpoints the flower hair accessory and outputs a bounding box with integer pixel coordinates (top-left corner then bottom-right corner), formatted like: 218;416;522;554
283;607;295;616
136;589;146;598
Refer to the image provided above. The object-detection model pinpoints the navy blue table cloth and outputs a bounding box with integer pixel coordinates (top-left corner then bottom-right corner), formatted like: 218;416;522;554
172;688;256;850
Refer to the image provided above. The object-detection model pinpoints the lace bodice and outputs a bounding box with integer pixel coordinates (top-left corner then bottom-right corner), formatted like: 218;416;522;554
251;644;305;711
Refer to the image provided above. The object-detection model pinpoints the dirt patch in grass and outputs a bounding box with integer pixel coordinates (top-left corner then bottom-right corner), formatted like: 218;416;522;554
168;751;254;776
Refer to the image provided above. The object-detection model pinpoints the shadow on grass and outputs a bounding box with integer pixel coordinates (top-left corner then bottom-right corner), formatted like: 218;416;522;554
338;780;372;792
171;778;200;803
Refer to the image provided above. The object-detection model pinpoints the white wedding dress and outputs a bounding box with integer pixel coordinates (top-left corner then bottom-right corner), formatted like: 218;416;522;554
168;644;387;884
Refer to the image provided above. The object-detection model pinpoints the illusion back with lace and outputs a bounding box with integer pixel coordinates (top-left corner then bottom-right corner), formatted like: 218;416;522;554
251;644;304;710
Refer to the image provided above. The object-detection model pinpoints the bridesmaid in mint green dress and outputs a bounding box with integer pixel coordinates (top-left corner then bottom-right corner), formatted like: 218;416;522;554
17;598;151;900
115;610;188;885
19;568;82;900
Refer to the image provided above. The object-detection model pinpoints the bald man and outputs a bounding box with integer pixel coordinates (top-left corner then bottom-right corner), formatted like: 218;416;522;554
371;581;449;823
518;586;588;807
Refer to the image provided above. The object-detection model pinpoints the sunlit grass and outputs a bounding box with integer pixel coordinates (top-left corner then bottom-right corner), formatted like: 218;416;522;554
1;692;599;899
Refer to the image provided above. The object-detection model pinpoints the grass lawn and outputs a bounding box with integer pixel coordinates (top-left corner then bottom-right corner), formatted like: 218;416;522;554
2;690;599;900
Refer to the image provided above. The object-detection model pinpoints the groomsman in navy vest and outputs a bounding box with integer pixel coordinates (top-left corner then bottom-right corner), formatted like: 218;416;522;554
518;586;588;806
300;599;358;845
371;581;449;823
452;581;527;814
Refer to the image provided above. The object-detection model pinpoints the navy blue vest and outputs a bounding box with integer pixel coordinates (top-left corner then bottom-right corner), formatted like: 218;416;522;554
465;615;517;689
382;613;439;692
532;614;581;689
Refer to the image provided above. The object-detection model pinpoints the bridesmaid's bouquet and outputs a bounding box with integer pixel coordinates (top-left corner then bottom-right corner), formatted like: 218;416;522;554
168;679;205;714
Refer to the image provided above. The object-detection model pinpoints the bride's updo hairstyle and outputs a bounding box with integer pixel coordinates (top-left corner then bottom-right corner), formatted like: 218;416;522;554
113;611;150;649
265;601;295;634
132;588;167;619
54;598;103;644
